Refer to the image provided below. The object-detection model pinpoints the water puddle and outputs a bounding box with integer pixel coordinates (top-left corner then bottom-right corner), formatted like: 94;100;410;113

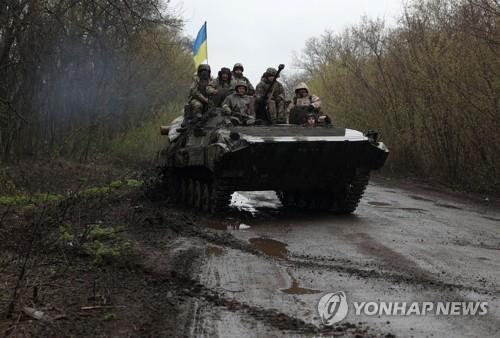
281;278;321;295
206;245;225;257
409;195;434;202
249;237;288;259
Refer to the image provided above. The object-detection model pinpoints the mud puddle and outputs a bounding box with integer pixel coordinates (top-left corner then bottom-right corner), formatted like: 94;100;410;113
249;237;288;259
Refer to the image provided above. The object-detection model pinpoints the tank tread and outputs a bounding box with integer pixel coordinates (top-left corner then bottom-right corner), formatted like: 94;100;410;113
335;171;370;214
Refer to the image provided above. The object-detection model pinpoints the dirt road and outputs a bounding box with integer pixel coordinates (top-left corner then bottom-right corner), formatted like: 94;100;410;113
181;180;500;337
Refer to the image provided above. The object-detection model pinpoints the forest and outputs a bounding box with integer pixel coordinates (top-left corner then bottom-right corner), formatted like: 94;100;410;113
0;0;193;162
296;0;499;194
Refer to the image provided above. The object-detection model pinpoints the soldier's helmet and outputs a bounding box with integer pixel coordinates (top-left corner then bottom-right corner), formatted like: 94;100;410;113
233;63;244;71
197;64;211;75
265;67;278;77
234;80;248;92
218;67;231;78
294;82;309;94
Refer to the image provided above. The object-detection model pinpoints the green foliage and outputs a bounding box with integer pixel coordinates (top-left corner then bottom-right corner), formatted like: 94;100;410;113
0;193;64;206
82;224;132;264
103;313;116;321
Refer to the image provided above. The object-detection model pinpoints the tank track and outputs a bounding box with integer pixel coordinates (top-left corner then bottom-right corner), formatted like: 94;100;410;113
278;170;370;214
334;170;370;214
167;174;234;214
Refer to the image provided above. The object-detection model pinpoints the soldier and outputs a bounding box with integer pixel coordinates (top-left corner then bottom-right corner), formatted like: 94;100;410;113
255;67;286;123
288;82;330;125
207;67;232;107
231;63;255;96
287;82;321;113
187;64;214;119
222;80;255;125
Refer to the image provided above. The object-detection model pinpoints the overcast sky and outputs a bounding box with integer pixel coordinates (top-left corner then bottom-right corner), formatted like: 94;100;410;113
169;0;404;84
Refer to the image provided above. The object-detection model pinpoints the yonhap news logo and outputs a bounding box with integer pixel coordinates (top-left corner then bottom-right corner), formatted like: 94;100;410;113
317;291;488;326
317;291;349;325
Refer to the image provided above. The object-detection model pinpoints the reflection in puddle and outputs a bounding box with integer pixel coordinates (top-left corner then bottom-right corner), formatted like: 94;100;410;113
249;237;288;259
206;245;225;257
281;278;321;295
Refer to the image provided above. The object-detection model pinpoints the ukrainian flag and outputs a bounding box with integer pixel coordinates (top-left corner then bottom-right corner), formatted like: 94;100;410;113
192;22;208;68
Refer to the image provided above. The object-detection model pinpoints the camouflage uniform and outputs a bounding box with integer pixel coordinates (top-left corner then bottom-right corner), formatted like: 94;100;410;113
255;67;286;122
287;82;321;112
230;63;255;96
187;64;213;118
222;81;255;124
207;67;233;107
288;82;329;125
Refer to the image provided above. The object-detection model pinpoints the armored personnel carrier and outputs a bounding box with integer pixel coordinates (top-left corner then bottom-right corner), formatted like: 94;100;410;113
159;112;389;214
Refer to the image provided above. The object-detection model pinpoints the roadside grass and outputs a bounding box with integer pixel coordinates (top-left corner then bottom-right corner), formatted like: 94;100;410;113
0;179;142;206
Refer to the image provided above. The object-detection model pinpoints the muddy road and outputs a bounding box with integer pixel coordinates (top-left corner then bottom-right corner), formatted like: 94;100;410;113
173;179;500;337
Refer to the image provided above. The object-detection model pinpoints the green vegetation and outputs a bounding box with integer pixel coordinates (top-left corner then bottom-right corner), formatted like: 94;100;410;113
0;193;64;206
0;179;142;205
298;0;499;194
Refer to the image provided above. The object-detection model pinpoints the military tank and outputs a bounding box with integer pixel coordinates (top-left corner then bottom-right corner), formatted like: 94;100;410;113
159;111;389;214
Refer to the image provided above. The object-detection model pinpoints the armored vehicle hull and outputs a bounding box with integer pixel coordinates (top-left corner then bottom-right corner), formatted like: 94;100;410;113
160;118;388;213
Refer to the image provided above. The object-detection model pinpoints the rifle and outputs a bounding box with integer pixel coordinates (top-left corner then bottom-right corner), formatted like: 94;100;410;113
255;64;285;123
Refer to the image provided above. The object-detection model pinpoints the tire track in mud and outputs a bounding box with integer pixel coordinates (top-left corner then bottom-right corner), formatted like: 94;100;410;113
154;210;499;298
131;215;384;337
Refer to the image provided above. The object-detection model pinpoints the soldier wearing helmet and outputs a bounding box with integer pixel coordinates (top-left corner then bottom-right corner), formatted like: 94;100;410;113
186;64;214;119
288;82;330;125
230;63;255;96
222;80;255;125
207;67;233;107
255;67;286;123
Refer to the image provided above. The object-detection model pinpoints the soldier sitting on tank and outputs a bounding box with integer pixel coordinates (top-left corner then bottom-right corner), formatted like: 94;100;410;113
231;63;255;96
185;64;214;124
222;81;255;125
287;82;323;124
255;67;286;123
207;67;232;107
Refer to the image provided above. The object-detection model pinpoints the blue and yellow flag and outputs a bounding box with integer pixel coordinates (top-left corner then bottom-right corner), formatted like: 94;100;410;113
192;22;208;68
